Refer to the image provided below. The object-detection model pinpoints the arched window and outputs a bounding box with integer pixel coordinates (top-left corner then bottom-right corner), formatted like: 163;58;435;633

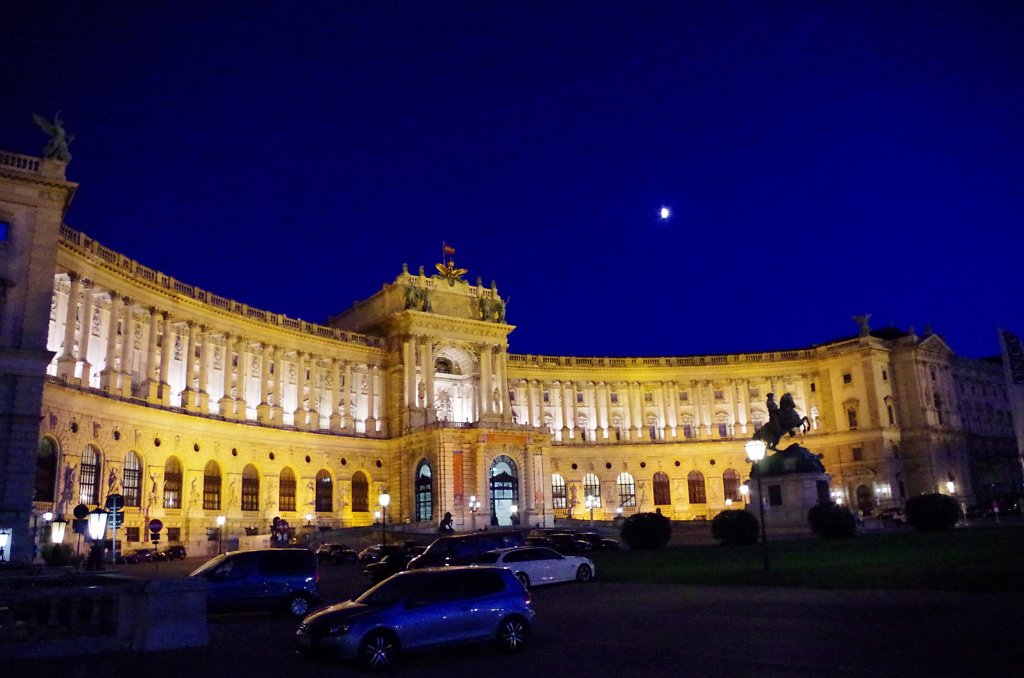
583;473;601;507
203;461;222;510
123;451;142;507
163;457;182;509
80;445;101;505
687;470;707;504
653;471;671;505
279;467;296;512
242;464;259;511
617;472;636;507
551;473;567;510
415;460;433;522
435;357;452;374
722;468;740;502
315;469;333;513
351;472;368;512
35;437;58;503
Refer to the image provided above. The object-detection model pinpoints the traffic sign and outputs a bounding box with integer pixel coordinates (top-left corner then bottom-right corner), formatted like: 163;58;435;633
149;518;163;533
73;503;89;520
105;493;124;510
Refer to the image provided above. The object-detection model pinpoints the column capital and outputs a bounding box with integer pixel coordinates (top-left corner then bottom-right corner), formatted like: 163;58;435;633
66;270;79;282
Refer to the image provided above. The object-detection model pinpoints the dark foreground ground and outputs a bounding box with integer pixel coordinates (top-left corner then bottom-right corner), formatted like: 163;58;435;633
8;554;1024;678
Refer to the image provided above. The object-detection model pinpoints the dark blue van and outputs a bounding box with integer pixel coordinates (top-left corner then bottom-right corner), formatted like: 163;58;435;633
190;548;322;617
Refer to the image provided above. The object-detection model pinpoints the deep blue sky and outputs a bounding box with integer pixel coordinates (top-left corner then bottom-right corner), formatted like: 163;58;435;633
3;1;1022;359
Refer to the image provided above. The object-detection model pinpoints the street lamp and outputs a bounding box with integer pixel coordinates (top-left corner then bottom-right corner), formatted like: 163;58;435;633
510;504;518;526
0;530;9;562
946;480;955;494
745;439;770;572
379;492;391;546
216;515;226;554
739;483;750;505
51;516;68;544
87;507;108;570
468;495;480;531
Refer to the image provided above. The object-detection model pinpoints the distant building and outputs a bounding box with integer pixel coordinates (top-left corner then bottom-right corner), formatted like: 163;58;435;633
1;148;1020;563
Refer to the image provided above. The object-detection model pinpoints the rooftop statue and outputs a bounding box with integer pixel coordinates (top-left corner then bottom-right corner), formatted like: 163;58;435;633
435;258;468;286
752;392;810;451
32;111;74;162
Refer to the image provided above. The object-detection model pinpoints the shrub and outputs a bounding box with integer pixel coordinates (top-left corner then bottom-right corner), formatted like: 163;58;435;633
620;512;672;550
710;509;759;545
41;543;77;566
808;502;857;538
905;493;960;531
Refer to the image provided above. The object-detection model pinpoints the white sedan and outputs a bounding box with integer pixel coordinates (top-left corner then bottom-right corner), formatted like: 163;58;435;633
472;546;596;588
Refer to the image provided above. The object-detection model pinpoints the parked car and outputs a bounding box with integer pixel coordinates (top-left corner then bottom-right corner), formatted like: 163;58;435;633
118;547;156;564
407;530;525;569
190;548;323;617
576;532;620;551
471;546;595;588
357;543;406;567
295;566;534;670
876;507;906;524
316;543;358;564
364;552;416;584
544;532;593;555
156;544;188;561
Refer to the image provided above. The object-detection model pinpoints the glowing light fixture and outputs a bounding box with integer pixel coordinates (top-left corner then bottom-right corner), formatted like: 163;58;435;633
659;207;670;220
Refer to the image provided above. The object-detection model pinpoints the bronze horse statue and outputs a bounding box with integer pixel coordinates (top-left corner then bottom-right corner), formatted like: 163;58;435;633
752;392;810;451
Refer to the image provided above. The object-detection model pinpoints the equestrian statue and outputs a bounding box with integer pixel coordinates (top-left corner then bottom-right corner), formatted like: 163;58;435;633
752;392;810;451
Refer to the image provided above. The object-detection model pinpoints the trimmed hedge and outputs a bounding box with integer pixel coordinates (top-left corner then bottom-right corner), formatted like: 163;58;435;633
620;511;672;550
41;543;77;566
711;509;759;545
807;502;857;538
905;493;960;531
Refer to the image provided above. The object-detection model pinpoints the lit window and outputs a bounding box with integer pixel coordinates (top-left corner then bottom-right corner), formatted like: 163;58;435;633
687;471;706;504
551;474;567;509
617;472;636;507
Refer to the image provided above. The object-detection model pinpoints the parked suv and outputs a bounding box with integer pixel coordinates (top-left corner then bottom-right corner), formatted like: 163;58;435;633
295;566;534;670
190;548;323;617
406;531;525;569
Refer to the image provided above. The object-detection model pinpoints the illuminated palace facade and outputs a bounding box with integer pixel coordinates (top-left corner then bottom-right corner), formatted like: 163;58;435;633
1;150;1021;562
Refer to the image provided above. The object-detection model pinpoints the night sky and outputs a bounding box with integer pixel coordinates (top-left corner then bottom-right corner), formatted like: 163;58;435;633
3;1;1021;359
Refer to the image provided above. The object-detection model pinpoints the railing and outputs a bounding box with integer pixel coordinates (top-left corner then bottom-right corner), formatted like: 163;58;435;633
507;347;815;370
0;150;41;173
56;224;385;349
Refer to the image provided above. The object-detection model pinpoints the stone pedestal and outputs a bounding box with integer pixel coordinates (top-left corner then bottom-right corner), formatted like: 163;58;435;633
747;471;832;534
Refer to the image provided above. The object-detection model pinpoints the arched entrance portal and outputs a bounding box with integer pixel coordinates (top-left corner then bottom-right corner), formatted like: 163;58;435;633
489;455;520;526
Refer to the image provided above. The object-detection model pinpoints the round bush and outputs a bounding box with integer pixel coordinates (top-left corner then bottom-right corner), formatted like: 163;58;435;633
807;502;857;538
905;493;960;531
41;543;77;566
620;512;672;550
711;509;759;545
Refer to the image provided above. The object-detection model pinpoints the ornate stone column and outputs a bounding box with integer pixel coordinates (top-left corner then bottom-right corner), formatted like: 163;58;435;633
118;297;134;397
479;345;492;416
158;313;173;406
78;280;97;386
365;363;378;434
235;337;248;419
342;360;353;430
142;307;160;401
329;358;343;432
219;333;235;417
271;348;285;424
526;379;537;428
181;321;200;410
257;343;272;424
56;271;81;380
293;351;308;429
196;325;210;411
99;291;121;393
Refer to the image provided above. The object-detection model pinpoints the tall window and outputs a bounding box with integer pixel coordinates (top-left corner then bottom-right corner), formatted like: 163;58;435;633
653;471;671;505
847;408;858;429
723;468;740;501
242;464;259;511
315;470;333;512
279;467;296;512
80;445;101;505
583;473;601;507
415;460;432;522
35;437;58;503
203;461;222;511
617;472;636;507
551;474;567;509
687;470;707;504
163;457;182;509
351;472;368;512
123;451;142;507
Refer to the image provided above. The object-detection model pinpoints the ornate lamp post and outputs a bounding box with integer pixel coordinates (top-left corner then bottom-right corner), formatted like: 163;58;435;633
739;483;749;506
468;495;480;531
510;504;518;526
87;507;108;569
51;516;68;544
585;495;596;526
745;439;770;573
216;515;226;554
379;492;391;546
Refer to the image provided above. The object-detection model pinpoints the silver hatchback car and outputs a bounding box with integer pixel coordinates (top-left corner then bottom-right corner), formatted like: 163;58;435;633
295;566;535;670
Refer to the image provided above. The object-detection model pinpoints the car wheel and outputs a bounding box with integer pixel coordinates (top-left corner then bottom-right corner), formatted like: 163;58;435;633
516;572;530;589
360;631;397;671
286;594;312;618
496;615;529;653
576;564;593;582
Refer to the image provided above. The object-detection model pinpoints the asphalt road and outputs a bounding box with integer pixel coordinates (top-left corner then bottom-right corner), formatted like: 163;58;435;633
10;556;1024;677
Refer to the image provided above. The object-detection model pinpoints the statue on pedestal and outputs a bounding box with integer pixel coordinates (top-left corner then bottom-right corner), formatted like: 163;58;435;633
752;392;810;451
32;112;74;162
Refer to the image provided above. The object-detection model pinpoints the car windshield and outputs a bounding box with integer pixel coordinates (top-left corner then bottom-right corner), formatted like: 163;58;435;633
190;553;227;576
356;572;427;606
